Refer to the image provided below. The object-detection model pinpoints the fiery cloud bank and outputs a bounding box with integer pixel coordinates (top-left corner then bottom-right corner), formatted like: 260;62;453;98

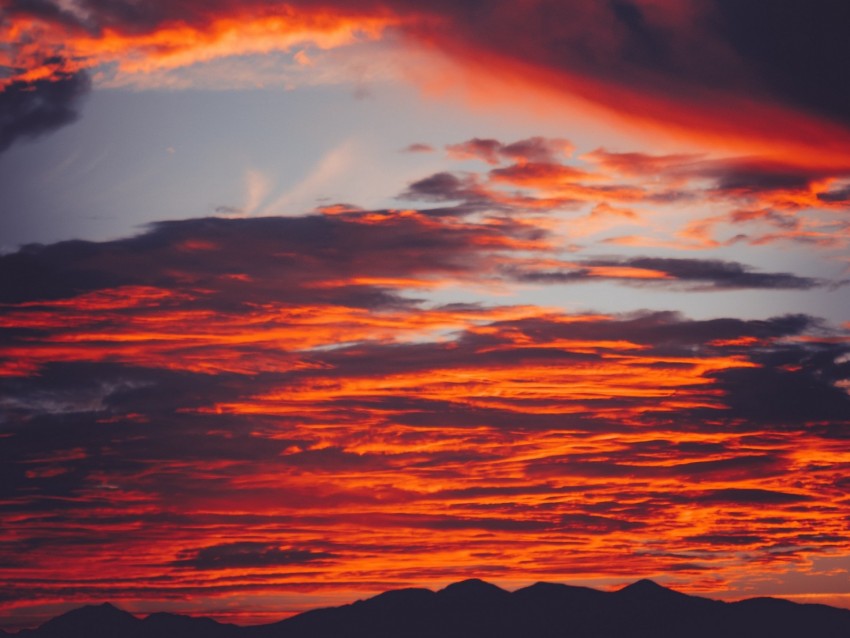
2;0;850;631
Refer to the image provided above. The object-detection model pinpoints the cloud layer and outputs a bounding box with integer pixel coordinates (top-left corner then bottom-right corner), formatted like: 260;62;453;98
1;199;848;627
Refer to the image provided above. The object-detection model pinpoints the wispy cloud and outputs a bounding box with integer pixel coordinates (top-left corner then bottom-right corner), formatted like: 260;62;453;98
262;139;356;214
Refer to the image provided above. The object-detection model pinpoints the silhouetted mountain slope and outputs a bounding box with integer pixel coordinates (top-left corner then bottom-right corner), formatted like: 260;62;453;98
9;579;850;638
20;603;138;638
141;612;236;638
725;597;850;637
13;603;237;638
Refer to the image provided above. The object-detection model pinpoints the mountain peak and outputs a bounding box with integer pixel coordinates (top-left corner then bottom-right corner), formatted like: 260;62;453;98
56;602;131;619
38;602;138;635
621;578;668;593
617;579;693;602
439;578;508;598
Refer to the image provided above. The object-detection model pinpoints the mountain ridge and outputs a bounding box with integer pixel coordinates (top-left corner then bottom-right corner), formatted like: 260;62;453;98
6;579;850;638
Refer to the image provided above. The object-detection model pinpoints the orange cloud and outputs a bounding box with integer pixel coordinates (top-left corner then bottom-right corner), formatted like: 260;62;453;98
1;7;401;89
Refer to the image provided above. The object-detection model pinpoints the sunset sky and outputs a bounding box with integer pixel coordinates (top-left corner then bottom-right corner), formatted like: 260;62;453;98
1;0;850;631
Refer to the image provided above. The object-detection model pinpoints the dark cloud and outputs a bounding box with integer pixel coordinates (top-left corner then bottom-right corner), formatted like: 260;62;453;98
685;534;763;546
171;543;334;570
528;453;785;482
391;1;850;160
6;0;191;33
597;257;821;290
793;533;847;544
389;515;551;532
507;257;823;290
608;0;670;69
500;137;573;163
423;311;818;376
694;489;812;505
697;161;826;195
817;187;850;203
712;0;850;125
0;70;91;153
559;514;645;535
713;169;812;195
446;137;572;165
710;361;850;427
0;211;543;305
402;172;475;201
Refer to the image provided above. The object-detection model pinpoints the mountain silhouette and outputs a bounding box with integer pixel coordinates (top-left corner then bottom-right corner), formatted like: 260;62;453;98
12;603;236;638
14;603;138;638
7;579;850;638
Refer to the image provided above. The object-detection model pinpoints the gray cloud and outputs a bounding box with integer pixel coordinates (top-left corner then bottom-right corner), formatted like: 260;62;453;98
172;542;335;570
0;69;90;154
507;257;824;290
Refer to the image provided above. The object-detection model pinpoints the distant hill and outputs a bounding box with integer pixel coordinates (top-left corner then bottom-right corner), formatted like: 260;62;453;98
8;578;850;638
12;603;236;638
